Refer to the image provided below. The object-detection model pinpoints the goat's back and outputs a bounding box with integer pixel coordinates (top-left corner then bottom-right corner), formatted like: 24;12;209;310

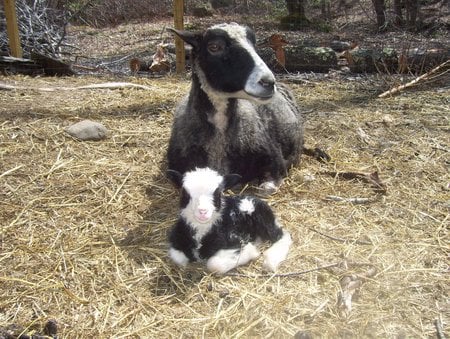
168;83;303;183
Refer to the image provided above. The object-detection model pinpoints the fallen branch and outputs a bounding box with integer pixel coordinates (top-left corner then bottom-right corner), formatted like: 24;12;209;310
225;262;341;278
324;195;377;204
378;60;449;98
308;227;372;245
225;260;377;278
0;82;152;92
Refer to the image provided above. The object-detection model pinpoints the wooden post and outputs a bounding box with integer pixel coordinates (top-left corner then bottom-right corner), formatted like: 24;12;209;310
4;0;23;58
173;0;185;73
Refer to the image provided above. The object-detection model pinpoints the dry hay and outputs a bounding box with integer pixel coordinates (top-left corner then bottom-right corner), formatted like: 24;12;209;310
0;73;448;338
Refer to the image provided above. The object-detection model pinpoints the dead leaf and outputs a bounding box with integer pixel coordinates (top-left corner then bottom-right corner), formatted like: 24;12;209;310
268;34;288;67
342;49;354;66
398;52;409;73
268;34;288;48
149;44;171;73
129;57;149;72
337;267;377;316
275;48;286;67
338;275;362;316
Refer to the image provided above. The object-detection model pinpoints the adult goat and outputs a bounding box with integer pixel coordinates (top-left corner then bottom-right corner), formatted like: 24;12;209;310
167;23;304;193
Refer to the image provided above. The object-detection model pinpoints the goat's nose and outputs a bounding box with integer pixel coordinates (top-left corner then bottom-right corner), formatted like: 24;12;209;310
198;208;207;215
258;76;275;90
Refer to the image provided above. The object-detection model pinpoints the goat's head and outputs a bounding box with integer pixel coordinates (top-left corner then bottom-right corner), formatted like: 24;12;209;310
167;168;241;225
168;23;276;102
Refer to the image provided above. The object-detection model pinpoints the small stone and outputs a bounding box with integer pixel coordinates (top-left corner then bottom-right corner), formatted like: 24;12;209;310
65;119;108;141
294;330;313;339
43;319;58;336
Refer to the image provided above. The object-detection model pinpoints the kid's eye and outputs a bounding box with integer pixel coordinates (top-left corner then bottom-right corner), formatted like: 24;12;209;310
207;41;224;54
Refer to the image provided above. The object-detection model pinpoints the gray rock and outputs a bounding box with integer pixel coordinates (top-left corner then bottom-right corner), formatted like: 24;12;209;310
65;119;108;141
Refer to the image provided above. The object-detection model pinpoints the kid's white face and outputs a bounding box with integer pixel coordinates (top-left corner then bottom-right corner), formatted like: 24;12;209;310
181;168;223;226
183;194;215;224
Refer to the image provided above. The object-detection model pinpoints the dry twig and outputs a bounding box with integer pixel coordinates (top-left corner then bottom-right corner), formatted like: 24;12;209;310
308;227;372;245
324;195;377;204
378;60;449;98
225;262;342;278
0;81;152;91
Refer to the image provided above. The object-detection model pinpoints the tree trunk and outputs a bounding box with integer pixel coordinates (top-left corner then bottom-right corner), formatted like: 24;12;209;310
393;0;404;26
347;47;397;73
337;0;346;12
281;0;309;29
405;0;420;28
285;0;306;18
321;0;331;21
371;0;386;29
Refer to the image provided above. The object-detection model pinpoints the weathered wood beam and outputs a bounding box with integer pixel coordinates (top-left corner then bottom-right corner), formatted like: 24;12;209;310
173;0;185;73
4;0;23;58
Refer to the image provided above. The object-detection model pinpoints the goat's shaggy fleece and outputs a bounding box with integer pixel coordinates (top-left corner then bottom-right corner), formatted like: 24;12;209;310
167;167;292;274
167;23;304;192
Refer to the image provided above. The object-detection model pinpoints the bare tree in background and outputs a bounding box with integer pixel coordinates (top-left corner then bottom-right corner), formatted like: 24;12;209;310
405;0;420;28
392;0;422;28
393;0;403;26
285;0;307;20
320;0;331;21
371;0;386;29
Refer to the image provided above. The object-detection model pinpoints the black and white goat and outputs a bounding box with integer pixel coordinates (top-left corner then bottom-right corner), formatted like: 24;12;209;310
167;23;304;193
167;167;292;274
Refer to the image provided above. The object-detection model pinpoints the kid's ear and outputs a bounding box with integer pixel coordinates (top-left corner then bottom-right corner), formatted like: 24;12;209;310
166;169;183;188
166;28;202;50
223;174;242;190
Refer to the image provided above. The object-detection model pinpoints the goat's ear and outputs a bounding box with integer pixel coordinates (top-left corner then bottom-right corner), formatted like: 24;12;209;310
167;28;202;50
223;174;242;190
166;169;184;188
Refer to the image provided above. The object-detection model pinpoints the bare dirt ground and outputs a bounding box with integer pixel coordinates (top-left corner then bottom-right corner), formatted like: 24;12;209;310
0;15;449;338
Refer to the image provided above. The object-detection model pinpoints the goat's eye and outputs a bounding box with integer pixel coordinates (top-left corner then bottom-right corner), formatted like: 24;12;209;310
207;41;224;54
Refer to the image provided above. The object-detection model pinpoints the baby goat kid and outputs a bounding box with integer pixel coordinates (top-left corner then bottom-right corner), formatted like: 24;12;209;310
167;167;292;274
167;23;304;193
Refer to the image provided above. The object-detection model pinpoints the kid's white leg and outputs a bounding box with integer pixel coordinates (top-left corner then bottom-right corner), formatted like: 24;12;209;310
207;244;260;274
169;247;189;268
263;230;292;272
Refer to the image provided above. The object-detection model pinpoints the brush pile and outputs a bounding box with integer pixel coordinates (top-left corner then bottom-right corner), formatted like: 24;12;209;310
0;0;68;58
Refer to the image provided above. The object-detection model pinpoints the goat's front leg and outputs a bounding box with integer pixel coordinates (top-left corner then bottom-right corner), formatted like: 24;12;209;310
206;243;260;274
258;151;287;195
168;247;191;268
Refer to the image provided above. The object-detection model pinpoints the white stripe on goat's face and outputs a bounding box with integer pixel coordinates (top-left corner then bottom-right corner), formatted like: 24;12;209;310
196;23;276;102
180;168;223;229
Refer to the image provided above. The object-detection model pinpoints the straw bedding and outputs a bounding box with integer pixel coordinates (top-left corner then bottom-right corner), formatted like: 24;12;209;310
0;72;448;337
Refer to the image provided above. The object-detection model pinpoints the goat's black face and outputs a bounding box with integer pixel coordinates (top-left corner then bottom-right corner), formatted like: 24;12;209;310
171;23;276;101
199;28;255;94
